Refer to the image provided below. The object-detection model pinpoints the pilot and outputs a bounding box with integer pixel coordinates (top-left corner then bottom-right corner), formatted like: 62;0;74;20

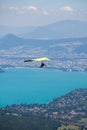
40;62;46;68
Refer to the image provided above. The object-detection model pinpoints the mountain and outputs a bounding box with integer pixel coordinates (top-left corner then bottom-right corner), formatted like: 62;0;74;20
22;20;87;39
0;20;87;40
0;26;37;38
0;34;51;49
0;34;25;49
0;34;87;53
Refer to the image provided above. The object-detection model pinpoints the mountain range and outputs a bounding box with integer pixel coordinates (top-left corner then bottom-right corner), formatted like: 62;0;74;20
24;20;87;39
0;20;87;39
0;34;87;54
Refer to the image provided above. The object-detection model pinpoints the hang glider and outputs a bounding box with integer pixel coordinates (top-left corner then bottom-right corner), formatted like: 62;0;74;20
24;57;50;68
24;57;50;62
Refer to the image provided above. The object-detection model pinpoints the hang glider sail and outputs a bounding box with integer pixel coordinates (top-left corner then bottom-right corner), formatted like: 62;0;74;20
33;57;50;62
24;57;50;68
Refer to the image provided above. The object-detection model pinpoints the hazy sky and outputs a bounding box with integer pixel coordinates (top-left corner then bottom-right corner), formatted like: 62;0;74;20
0;0;87;26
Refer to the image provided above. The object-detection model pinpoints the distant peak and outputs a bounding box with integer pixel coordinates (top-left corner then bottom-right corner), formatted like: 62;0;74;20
2;34;22;40
3;33;18;38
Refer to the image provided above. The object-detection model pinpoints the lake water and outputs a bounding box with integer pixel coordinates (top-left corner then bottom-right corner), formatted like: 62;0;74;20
0;68;87;107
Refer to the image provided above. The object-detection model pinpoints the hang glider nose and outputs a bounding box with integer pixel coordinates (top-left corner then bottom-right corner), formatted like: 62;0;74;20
24;59;33;62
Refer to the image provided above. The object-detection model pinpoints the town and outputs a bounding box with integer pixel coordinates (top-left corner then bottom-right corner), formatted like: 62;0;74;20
1;88;87;130
0;57;87;72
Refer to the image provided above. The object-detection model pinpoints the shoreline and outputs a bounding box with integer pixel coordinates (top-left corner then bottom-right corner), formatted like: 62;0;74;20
0;88;87;108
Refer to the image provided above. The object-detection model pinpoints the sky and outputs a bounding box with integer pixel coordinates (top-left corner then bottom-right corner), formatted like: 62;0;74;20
0;0;87;26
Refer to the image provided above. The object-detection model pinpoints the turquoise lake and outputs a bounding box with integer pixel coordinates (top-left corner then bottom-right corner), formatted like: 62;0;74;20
0;68;87;107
